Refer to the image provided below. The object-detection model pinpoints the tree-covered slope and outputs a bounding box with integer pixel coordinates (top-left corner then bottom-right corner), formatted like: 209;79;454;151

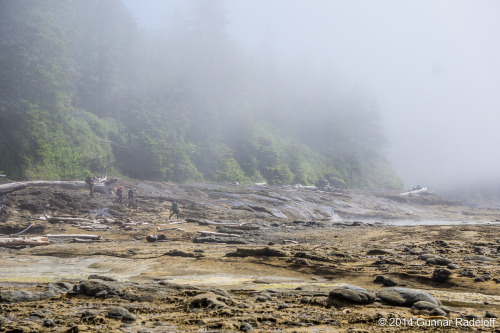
0;0;403;189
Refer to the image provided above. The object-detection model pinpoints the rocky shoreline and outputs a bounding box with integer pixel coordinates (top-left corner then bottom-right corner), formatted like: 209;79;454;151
0;180;498;332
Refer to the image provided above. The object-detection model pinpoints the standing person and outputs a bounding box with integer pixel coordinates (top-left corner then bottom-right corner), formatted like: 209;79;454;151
127;188;137;208
116;186;123;203
85;176;94;197
169;201;180;220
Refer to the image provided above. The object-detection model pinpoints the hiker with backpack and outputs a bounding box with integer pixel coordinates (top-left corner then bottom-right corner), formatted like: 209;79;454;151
116;186;123;203
169;201;180;220
127;188;137;207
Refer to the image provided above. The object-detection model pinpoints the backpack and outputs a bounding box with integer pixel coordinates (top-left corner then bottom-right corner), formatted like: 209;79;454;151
85;176;91;184
172;202;178;210
128;189;134;197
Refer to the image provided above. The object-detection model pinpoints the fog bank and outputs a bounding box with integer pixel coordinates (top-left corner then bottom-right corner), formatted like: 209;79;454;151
125;0;500;190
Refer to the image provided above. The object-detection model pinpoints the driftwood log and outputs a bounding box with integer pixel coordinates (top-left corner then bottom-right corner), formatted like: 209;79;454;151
44;216;95;223
223;224;260;231
0;236;50;247
45;234;102;240
197;231;241;238
0;178;118;196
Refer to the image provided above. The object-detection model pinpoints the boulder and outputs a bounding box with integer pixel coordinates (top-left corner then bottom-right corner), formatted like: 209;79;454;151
377;287;441;307
190;293;229;310
464;255;492;262
73;280;118;298
0;290;56;303
328;285;375;305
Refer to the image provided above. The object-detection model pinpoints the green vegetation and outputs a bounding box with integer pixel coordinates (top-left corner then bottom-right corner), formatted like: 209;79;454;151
0;0;403;190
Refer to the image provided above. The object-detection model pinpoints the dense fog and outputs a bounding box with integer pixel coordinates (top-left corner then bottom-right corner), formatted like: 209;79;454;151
125;0;500;192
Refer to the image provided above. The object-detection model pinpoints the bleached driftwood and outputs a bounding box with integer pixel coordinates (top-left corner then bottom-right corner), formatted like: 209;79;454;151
157;227;184;232
0;178;119;196
79;225;110;230
168;221;187;225
399;187;429;196
71;238;98;243
44;215;95;223
45;234;102;240
0;236;50;247
197;231;241;238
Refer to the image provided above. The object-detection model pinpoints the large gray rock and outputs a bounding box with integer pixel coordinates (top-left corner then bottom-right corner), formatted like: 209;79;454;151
73;280;118;298
465;255;492;262
0;290;56;303
328;285;375;305
190;293;230;310
419;254;452;266
377;287;441;307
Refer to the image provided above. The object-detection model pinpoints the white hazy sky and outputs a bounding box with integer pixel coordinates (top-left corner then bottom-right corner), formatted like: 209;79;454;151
123;0;500;189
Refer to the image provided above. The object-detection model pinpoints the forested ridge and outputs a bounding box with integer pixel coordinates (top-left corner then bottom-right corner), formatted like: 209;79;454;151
0;0;403;189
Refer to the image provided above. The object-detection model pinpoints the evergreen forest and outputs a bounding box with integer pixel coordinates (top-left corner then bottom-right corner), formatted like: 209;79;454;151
0;0;403;189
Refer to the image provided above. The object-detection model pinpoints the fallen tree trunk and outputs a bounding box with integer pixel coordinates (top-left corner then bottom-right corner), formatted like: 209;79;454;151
197;231;241;238
157;227;184;232
0;236;50;247
44;216;95;223
224;224;260;231
0;179;118;196
45;234;101;240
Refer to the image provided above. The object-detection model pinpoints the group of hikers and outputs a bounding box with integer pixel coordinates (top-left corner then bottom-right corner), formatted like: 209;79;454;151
116;186;137;207
85;175;180;218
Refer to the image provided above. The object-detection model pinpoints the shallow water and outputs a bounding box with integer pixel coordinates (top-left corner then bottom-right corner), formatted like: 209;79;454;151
372;220;498;226
0;255;150;284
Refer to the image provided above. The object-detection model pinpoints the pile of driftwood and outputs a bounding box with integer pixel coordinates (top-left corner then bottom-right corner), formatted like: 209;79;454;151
144;219;261;243
188;219;260;244
43;215;116;231
0;214;109;247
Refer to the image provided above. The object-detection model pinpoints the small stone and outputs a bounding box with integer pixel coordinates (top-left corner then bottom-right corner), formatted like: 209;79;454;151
240;322;253;332
447;263;460;270
44;318;55;327
300;297;311;304
278;303;289;310
485;311;498;318
432;268;453;283
122;312;137;322
412;301;438;311
256;295;268;302
107;307;131;319
430;308;447;317
474;274;491;282
374;275;398;286
459;269;476;278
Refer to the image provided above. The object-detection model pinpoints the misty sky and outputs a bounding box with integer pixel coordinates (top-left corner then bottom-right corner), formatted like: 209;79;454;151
123;0;500;189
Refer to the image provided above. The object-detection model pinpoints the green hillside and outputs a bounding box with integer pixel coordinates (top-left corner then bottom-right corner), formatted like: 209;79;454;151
0;0;402;189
